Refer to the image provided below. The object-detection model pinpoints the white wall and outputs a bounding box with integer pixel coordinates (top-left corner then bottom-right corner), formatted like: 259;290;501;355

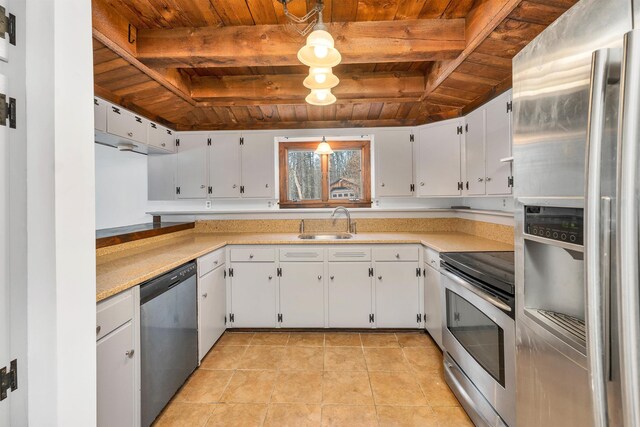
96;144;151;229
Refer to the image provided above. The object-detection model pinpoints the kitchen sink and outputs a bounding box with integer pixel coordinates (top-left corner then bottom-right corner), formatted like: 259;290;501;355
298;233;353;240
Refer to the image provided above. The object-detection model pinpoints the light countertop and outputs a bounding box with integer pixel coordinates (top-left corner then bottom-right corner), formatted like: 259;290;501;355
96;232;514;302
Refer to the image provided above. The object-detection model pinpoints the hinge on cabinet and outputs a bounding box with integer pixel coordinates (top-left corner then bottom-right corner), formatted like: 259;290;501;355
175;138;180;147
224;269;227;278
229;313;235;322
454;312;460;321
507;101;513;113
277;313;283;322
228;268;234;277
416;267;421;277
208;186;212;194
176;187;181;195
150;123;157;129
240;186;245;194
112;106;121;114
423;268;426;277
224;315;227;325
410;134;415;142
465;124;468;133
410;184;415;192
94;98;99;106
456;126;463;135
417;314;422;323
240;137;244;145
369;314;375;323
0;359;18;401
167;129;172;135
368;267;374;277
207;138;211;146
0;94;16;129
457;182;463;191
0;6;16;46
508;176;514;188
277;267;282;277
135;116;142;123
465;181;469;190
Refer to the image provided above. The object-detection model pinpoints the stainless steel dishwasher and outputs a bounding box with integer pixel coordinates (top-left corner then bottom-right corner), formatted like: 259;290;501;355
140;262;198;427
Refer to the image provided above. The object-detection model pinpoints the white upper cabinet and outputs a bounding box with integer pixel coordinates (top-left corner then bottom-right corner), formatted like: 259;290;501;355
107;104;148;145
148;122;175;153
241;133;275;199
465;107;486;195
485;90;513;195
176;133;209;199
209;132;242;198
94;97;107;132
374;129;415;197
416;119;463;197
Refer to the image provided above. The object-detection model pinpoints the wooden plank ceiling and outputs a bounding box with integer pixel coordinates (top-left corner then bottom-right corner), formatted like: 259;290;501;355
92;0;577;130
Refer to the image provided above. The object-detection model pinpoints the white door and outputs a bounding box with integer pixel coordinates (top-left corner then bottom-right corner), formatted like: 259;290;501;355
147;122;173;152
97;322;136;427
424;263;443;349
241;133;274;198
485;90;513;195
209;132;241;198
106;106;147;145
176;133;208;199
374;262;420;328
416;119;462;196
198;265;226;361
279;262;324;327
464;107;486;195
328;262;372;328
230;262;277;328
375;130;414;197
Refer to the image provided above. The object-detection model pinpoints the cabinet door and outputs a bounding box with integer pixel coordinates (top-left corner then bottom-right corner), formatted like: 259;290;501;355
176;134;208;199
148;122;174;153
328;262;372;328
279;262;324;327
416;119;462;196
230;262;277;328
374;262;420;328
107;105;147;144
97;322;136;427
375;130;414;197
424;264;443;349
241;133;275;198
210;133;241;198
485;90;513;195
94;97;107;132
465;107;486;195
198;265;227;361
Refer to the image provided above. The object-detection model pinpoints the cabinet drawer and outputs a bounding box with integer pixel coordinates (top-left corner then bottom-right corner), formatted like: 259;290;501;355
230;247;275;262
424;247;440;269
107;105;147;144
373;245;419;261
198;249;226;277
97;290;134;341
94;98;107;132
327;247;371;261
280;248;324;262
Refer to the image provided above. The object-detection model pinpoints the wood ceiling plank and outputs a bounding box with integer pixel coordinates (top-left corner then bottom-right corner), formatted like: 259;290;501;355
272;0;309;24
258;105;281;121
443;0;476;18
294;104;309;121
367;102;384;119
136;19;465;68
331;0;358;22
394;0;428;20
229;106;254;122
247;106;266;121
335;103;354;120
433;86;479;102
378;102;401;119
509;0;567;25
94;57;130;74
247;0;279;24
176;118;418;130
419;0;452;18
465;51;512;69
307;105;324;121
356;0;400;21
441;75;493;95
351;103;371;120
104;0;168;29
306;0;332;23
166;0;224;27
394;102;414;119
461;76;511;114
323;104;337;120
211;1;255;25
213;107;240;124
277;105;298;121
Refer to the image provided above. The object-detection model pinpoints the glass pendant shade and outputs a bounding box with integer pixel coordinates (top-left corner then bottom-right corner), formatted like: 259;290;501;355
306;88;337;106
315;138;333;155
297;29;341;67
303;67;339;89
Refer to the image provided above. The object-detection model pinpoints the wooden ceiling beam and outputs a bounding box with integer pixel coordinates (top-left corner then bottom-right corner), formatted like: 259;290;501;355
421;0;523;100
135;19;466;68
190;72;425;106
174;118;422;131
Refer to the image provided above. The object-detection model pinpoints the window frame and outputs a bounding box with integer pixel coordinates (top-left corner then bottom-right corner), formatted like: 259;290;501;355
278;140;372;209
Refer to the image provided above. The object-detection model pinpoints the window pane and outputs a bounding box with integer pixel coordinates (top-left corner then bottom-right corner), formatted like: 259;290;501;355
329;149;362;200
287;150;322;201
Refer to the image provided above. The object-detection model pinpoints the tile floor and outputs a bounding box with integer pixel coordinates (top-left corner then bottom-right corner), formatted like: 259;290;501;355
153;331;473;427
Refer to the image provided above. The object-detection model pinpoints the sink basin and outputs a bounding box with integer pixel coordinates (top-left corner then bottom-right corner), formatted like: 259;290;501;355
298;233;353;240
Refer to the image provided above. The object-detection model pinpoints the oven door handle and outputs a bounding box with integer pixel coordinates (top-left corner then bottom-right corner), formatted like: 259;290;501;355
441;269;511;313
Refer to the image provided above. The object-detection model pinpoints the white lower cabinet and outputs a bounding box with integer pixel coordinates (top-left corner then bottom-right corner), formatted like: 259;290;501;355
328;262;373;328
229;261;277;328
198;264;227;361
278;262;324;327
374;261;421;328
424;262;443;349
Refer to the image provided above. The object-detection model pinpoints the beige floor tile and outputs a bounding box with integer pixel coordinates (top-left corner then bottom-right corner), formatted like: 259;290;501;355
200;345;248;370
414;369;461;407
220;370;277;403
324;347;367;371
173;370;233;403
271;371;323;404
288;332;325;347
324;333;362;347
322;371;374;405
280;346;324;370
321;404;378;427
432;406;474;427
402;347;442;371
396;333;438;349
238;345;286;370
154;402;216;427
264;403;322;427
361;333;399;348
217;332;254;346
369;371;428;406
205;403;268;427
376;405;439;427
363;348;411;371
251;332;290;346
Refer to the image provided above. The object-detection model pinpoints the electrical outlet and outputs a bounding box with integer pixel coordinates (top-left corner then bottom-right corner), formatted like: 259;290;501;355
205;201;212;209
502;199;506;208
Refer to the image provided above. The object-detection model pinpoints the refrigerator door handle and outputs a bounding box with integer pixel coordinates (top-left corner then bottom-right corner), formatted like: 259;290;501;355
617;29;640;427
585;48;613;427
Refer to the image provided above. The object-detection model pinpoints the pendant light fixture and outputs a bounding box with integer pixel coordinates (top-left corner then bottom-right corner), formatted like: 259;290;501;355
306;88;337;106
314;136;333;155
303;67;339;90
297;20;341;68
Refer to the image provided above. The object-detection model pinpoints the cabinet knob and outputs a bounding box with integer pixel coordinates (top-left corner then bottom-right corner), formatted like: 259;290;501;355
381;182;385;187
268;275;273;280
265;184;269;188
486;177;492;182
420;182;425;186
233;184;237;188
249;254;254;259
318;275;322;280
96;325;101;335
378;276;383;280
213;260;218;265
395;253;400;259
125;349;135;358
202;293;208;298
200;184;205;188
431;260;436;265
478;178;484;182
127;132;133;137
161;143;166;147
330;276;334;281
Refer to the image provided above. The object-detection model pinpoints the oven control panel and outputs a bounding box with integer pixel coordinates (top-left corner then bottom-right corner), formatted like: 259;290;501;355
524;206;583;245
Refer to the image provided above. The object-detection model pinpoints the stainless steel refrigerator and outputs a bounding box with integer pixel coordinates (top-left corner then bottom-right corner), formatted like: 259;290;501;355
513;0;640;425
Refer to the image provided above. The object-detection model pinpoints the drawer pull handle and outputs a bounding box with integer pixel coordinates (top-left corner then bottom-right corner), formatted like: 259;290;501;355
96;325;101;335
126;349;135;359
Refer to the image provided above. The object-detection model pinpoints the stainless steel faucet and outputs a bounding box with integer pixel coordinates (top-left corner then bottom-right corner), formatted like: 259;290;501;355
299;219;305;234
331;206;352;234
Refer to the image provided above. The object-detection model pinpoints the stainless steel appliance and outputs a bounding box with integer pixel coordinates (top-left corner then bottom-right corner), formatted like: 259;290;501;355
440;251;515;427
513;0;640;425
140;262;198;427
